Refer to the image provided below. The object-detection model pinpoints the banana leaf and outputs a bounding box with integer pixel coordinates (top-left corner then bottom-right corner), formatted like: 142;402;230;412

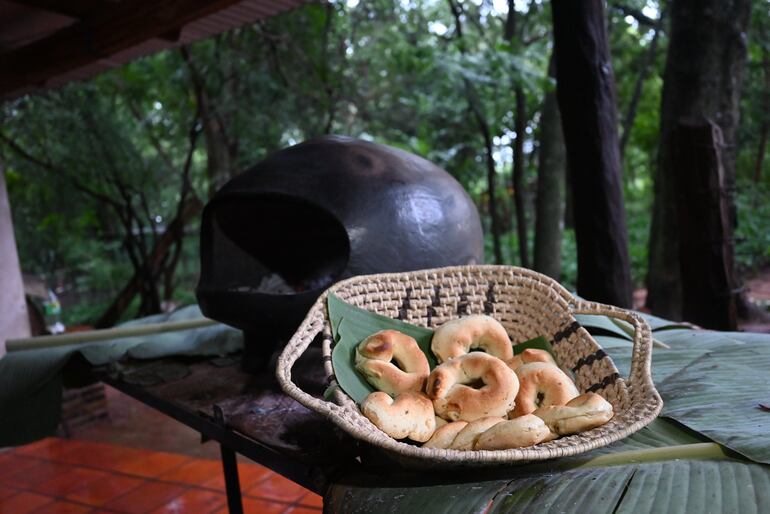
328;422;769;514
325;313;770;513
0;305;243;447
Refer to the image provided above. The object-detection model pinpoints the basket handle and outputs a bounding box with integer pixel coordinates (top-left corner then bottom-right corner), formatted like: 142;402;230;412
275;310;364;434
569;299;655;392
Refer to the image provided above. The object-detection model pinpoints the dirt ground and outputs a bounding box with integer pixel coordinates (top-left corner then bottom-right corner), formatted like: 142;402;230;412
632;268;770;334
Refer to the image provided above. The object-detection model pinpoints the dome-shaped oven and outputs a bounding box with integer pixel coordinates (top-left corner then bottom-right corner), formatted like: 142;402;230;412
197;136;484;369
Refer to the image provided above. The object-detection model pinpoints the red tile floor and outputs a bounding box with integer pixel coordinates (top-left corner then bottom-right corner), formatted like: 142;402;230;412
0;387;323;513
0;438;322;514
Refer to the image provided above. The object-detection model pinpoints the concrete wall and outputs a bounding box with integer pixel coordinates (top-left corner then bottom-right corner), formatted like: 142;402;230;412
0;167;30;355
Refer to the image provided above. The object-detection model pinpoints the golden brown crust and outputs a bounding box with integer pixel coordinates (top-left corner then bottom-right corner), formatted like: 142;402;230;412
422;421;468;449
427;352;519;422
510;362;579;418
505;348;556;371
532;393;614;435
431;315;514;363
355;330;430;396
474;414;552;450
361;391;436;442
448;417;505;450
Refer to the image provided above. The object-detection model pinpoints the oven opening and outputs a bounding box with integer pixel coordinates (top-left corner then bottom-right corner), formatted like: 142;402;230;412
211;195;350;294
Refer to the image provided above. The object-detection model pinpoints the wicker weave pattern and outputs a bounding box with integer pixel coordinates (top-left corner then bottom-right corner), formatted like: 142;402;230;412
276;265;663;467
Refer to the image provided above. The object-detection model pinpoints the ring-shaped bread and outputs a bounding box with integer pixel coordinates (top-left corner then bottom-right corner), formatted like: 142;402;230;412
448;416;505;450
532;392;614;435
422;421;468;449
427;352;519;422
355;330;430;396
361;391;436;442
510;362;579;418
474;414;553;450
505;348;556;371
431;315;514;363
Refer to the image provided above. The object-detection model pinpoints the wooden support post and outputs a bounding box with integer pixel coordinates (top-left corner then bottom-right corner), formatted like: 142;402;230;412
673;119;738;330
0;167;30;356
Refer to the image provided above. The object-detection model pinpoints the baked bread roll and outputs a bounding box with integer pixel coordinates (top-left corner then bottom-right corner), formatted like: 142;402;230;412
427;352;519;422
533;392;614;435
431;315;513;363
510;362;579;418
474;414;552;450
505;348;556;371
361;391;435;442
355;330;430;396
422;421;468;449
448;417;505;450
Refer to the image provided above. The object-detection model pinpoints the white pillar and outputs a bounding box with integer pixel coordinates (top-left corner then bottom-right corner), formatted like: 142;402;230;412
0;166;30;356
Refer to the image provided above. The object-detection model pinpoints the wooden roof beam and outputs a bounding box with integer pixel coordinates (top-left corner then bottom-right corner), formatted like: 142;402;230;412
0;0;243;97
8;0;110;20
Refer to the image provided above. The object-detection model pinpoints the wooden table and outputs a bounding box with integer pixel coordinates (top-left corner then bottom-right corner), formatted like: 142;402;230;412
99;345;356;513
98;325;770;514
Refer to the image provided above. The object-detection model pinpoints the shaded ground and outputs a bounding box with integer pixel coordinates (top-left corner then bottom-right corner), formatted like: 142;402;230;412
632;268;770;334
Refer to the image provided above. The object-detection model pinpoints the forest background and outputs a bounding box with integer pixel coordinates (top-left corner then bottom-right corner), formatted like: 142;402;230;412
1;0;768;329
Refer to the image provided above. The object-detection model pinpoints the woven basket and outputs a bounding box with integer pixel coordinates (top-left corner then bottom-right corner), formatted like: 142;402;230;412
276;265;663;467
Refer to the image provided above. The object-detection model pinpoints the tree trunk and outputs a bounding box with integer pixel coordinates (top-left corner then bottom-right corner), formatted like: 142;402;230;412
446;0;503;264
95;198;202;328
551;0;633;307
755;31;769;183
619;9;665;160
512;86;529;268
646;0;751;319
480;115;504;265
673;120;737;329
534;57;567;280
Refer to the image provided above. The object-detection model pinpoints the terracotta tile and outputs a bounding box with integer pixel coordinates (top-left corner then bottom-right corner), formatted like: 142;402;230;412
13;438;79;461
0;454;40;479
103;481;187;514
212;497;287;514
57;442;141;471
148;488;226;514
3;461;74;490
157;459;221;486
21;440;93;464
297;492;323;509
246;474;306;503
0;491;53;513
200;463;272;492
0;486;19;501
64;474;144;506
283;507;322;514
108;450;191;479
35;467;110;497
29;500;92;513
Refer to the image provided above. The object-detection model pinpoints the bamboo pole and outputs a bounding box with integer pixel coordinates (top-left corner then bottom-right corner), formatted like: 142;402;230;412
5;317;218;352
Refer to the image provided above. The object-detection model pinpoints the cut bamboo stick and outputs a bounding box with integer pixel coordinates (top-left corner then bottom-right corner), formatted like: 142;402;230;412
5;317;219;352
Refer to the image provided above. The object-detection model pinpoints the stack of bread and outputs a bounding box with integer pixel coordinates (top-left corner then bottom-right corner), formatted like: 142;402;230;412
354;315;614;451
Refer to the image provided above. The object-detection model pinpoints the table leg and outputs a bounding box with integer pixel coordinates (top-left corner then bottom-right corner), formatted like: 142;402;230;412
220;444;244;514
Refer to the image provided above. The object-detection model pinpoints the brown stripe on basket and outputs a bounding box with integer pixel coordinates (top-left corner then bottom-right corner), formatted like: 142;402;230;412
426;285;442;326
322;355;332;363
397;287;413;320
586;372;620;392
571;349;608;372
324;334;336;350
457;288;469;315
552;321;581;345
484;282;496;314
